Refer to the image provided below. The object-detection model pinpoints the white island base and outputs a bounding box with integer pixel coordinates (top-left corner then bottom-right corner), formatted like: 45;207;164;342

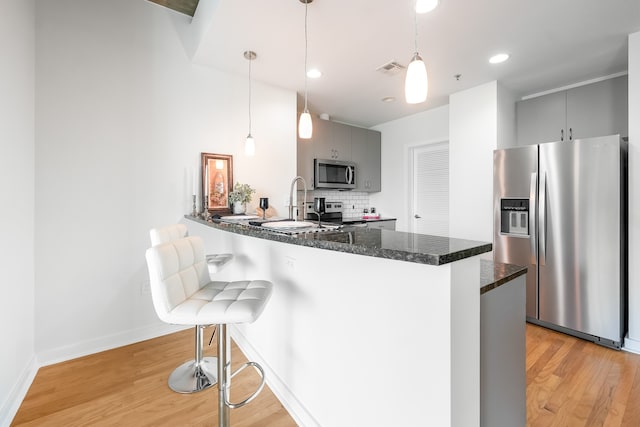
185;219;524;427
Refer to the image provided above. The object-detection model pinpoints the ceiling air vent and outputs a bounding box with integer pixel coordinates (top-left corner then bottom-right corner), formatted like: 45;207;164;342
376;61;405;75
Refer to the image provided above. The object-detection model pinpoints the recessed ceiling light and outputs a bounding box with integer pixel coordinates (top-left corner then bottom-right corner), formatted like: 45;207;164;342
381;96;396;103
489;53;510;64
416;0;439;14
307;69;322;78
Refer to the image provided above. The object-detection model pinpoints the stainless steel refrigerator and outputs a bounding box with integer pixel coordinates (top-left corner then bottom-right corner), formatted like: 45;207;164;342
493;135;627;348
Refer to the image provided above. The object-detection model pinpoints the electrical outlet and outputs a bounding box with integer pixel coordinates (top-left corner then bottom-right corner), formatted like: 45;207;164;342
285;256;296;270
140;279;151;295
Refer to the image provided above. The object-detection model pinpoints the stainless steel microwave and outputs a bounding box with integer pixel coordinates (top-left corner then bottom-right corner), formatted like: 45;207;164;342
314;159;356;189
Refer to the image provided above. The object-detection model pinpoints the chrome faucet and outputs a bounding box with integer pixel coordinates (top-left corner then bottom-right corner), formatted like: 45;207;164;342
288;176;308;220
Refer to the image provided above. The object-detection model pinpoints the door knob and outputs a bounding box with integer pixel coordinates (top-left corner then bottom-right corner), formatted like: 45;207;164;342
414;214;422;219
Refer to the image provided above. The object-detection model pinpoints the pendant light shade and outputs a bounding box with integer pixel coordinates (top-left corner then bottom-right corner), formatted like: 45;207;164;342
298;0;313;139
405;6;428;104
244;50;257;155
298;110;313;139
245;134;255;156
416;0;439;14
405;53;428;104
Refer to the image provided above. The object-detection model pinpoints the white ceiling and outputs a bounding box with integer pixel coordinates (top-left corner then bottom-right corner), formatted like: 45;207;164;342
192;0;640;128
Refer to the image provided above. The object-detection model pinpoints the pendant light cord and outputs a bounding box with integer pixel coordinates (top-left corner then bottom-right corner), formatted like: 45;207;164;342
413;7;418;54
248;54;252;134
303;0;309;111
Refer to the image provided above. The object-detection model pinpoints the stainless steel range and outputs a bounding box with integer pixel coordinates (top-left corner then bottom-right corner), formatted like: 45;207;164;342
305;201;344;224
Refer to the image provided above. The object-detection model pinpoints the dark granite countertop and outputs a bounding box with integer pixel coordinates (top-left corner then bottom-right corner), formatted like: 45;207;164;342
479;260;527;295
186;215;491;266
342;216;397;223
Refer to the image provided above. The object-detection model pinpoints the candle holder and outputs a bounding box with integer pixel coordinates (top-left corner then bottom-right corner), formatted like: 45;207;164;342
191;194;197;217
200;197;209;220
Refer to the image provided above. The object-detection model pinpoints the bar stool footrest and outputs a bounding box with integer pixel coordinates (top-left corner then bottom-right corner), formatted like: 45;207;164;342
224;361;266;409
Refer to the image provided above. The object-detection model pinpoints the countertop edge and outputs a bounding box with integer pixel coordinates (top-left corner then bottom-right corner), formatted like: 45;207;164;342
479;260;528;295
185;216;491;266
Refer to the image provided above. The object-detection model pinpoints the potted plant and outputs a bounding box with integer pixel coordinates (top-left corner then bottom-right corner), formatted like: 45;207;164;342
228;182;255;214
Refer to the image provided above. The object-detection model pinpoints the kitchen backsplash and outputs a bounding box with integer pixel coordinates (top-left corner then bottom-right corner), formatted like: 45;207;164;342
310;190;371;218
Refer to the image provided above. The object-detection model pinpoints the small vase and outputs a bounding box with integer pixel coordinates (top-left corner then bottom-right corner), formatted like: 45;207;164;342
233;203;245;214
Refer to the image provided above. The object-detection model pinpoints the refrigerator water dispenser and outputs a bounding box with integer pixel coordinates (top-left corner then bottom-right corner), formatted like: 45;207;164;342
500;199;529;236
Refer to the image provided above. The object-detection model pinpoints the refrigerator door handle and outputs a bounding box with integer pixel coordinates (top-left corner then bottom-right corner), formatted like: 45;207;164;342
539;172;547;265
529;172;537;265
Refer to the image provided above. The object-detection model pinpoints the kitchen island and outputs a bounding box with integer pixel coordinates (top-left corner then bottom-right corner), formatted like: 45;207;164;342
183;216;525;427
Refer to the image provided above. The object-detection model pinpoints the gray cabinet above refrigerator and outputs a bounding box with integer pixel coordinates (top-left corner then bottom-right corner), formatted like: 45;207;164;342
516;75;628;146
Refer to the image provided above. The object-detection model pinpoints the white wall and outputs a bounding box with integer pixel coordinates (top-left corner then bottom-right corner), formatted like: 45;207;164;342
625;31;640;352
449;82;498;242
449;81;514;243
34;0;296;364
371;105;449;231
497;85;517;149
0;0;36;423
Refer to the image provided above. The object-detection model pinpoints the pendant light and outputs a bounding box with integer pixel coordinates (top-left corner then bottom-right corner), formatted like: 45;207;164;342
405;6;428;104
298;0;313;139
415;0;439;14
244;50;256;156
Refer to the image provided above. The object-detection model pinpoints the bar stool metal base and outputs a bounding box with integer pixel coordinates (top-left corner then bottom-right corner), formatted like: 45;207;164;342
217;324;266;427
167;325;217;394
168;356;218;393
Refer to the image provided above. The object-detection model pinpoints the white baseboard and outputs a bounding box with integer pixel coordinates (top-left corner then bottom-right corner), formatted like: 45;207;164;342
623;333;640;354
38;323;188;367
231;326;319;427
0;355;38;427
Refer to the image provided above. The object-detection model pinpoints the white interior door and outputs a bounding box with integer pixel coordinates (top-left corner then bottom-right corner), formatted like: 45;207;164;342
410;142;449;236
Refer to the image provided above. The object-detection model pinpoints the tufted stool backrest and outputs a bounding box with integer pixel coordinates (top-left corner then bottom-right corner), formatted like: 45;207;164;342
149;224;188;246
145;236;210;324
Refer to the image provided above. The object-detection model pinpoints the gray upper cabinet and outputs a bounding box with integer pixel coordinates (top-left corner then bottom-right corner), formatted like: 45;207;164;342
297;119;382;193
351;127;381;192
516;75;628;146
566;76;628;141
516;91;566;145
313;121;351;161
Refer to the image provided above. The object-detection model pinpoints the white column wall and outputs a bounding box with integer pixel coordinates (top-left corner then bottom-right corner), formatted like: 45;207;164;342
449;82;499;243
497;84;517;149
35;0;296;364
625;31;640;352
370;105;449;232
0;0;36;423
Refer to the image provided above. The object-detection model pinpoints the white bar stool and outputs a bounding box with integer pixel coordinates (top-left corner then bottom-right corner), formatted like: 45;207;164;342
150;224;233;275
146;235;272;426
149;224;233;393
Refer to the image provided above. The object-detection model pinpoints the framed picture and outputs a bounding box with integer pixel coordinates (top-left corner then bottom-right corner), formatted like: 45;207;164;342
201;153;233;215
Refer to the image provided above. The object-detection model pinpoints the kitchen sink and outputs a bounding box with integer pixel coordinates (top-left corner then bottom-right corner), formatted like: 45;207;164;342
262;221;316;230
261;220;340;235
217;216;341;235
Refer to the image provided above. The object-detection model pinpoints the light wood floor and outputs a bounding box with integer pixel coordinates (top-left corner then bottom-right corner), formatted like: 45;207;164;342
526;324;640;426
13;324;640;426
12;328;297;427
